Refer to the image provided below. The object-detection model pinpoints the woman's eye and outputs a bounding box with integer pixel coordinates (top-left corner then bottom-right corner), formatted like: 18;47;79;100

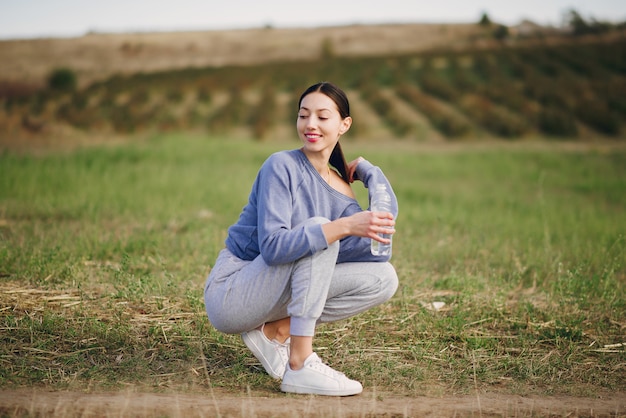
319;117;328;120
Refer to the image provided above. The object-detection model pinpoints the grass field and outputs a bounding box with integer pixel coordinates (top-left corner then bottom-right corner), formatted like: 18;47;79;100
0;135;624;397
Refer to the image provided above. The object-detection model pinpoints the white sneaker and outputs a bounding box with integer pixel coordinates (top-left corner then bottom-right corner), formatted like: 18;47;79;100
241;326;290;379
280;353;363;396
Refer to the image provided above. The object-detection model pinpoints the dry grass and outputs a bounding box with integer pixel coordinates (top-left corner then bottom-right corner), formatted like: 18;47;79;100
1;282;624;416
0;23;484;86
0;280;200;325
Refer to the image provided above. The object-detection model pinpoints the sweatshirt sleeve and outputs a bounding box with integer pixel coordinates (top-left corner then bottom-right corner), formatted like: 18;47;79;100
337;159;399;263
356;159;398;217
256;154;328;266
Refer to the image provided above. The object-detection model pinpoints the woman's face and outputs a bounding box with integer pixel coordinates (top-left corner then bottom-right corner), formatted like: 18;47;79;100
297;92;351;154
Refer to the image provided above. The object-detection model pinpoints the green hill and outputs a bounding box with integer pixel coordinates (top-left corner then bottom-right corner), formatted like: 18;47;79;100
1;32;625;145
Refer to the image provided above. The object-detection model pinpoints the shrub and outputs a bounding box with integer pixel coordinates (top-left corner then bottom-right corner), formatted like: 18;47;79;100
360;86;413;137
28;94;49;116
196;87;211;103
207;88;247;134
71;92;89;110
397;84;472;138
538;107;578;137
523;74;575;110
128;90;150;107
595;41;626;74
600;79;626;116
450;61;480;92
165;89;184;103
472;53;508;83
550;46;606;78
419;72;457;101
108;106;136;133
249;87;276;140
47;68;77;92
460;94;528;138
477;80;531;117
575;99;621;136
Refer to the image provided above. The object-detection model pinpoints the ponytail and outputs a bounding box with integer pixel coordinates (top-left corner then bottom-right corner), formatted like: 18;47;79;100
329;142;349;184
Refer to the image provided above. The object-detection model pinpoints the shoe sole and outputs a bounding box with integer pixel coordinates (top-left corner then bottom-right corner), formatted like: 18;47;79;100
280;383;363;397
242;332;283;380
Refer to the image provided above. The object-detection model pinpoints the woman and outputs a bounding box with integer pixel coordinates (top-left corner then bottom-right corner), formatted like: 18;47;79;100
204;82;398;396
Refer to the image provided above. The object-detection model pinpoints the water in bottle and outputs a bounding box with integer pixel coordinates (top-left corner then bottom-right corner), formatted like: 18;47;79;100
370;183;392;256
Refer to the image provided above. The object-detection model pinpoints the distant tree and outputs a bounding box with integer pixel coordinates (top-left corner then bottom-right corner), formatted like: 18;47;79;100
566;9;590;35
565;8;614;36
479;12;492;26
588;19;613;34
48;68;77;92
493;24;509;40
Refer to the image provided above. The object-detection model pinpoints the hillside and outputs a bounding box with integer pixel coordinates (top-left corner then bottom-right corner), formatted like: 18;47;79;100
0;23;625;147
0;23;485;87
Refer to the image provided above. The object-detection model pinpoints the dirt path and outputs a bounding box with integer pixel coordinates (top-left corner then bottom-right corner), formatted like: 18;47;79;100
0;388;624;417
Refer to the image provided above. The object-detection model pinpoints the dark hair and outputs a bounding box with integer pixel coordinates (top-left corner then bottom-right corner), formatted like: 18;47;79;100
298;82;350;183
298;82;350;119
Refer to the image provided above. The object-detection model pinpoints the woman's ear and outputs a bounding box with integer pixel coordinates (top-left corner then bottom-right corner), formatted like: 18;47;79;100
339;116;352;135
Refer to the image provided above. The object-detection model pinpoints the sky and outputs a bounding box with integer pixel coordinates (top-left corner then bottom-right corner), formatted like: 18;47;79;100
0;0;625;40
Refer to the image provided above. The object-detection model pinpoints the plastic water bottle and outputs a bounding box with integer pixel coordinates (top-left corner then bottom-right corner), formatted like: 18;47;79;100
370;183;392;256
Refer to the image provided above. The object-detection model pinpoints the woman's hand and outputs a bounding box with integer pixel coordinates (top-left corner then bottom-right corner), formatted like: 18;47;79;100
347;157;365;183
322;210;395;245
348;210;395;243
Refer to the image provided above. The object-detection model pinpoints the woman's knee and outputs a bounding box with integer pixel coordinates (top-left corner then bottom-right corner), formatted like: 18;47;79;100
204;306;246;334
379;262;399;301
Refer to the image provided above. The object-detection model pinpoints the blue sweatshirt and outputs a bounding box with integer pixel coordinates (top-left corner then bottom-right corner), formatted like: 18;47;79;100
225;149;398;265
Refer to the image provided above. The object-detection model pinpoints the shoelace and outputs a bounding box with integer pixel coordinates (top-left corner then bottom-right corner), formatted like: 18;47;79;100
307;358;346;378
273;340;290;364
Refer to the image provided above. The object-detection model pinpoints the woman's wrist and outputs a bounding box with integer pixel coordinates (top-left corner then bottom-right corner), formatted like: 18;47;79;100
322;217;351;245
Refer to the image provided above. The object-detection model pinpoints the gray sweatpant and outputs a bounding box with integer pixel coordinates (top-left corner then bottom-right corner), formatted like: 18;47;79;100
204;218;399;337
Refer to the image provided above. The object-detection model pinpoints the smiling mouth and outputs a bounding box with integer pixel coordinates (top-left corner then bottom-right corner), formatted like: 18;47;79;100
305;133;321;141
